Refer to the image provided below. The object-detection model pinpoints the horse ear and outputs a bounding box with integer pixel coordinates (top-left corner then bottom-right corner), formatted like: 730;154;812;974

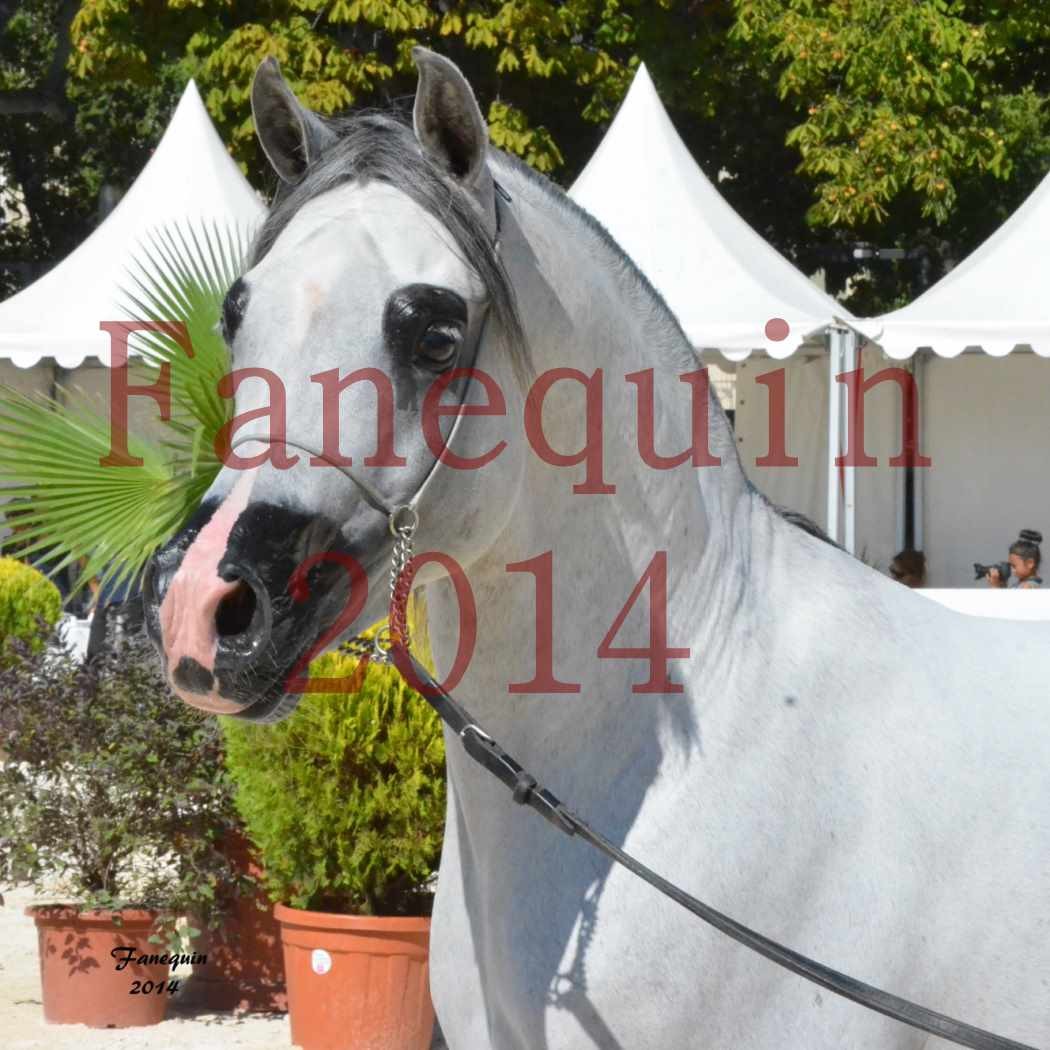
412;48;489;188
251;57;335;184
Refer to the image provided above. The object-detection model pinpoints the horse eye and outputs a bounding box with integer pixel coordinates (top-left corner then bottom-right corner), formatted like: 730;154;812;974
221;277;249;344
417;324;461;365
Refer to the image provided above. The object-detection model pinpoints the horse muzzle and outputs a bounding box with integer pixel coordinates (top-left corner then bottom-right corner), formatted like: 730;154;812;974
142;479;352;722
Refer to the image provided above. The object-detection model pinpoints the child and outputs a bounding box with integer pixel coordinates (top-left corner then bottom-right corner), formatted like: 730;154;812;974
986;529;1042;588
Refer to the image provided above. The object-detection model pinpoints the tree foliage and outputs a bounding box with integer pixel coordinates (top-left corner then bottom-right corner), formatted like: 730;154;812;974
0;0;187;294
733;0;1050;230
0;0;1048;309
69;0;666;178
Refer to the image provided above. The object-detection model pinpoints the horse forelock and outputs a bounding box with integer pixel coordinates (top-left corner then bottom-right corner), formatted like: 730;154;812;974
249;110;529;379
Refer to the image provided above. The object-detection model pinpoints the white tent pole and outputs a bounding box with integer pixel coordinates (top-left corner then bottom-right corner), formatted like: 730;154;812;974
914;350;926;552
826;327;841;543
843;329;857;556
894;356;905;556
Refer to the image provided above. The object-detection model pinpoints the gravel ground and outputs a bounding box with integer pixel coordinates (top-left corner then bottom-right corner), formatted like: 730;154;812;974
1;884;447;1049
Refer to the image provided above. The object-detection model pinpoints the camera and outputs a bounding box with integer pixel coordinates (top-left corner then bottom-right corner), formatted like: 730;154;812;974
974;561;1011;583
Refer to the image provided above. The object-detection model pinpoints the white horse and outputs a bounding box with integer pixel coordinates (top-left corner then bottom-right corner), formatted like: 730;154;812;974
144;50;1050;1049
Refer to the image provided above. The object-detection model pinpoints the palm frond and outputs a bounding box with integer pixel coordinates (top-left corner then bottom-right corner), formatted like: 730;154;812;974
0;388;185;598
120;221;247;454
0;220;251;603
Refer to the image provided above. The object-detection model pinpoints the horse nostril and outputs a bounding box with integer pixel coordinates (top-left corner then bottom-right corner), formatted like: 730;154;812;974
216;580;257;638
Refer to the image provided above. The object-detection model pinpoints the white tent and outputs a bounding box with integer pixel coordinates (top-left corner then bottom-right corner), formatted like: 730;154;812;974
855;170;1050;586
0;80;264;371
568;64;878;553
739;167;1050;585
569;63;850;359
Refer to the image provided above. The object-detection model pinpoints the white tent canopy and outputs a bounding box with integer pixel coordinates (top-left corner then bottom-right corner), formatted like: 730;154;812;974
867;170;1050;359
567;62;1050;585
0;80;264;370
569;64;852;359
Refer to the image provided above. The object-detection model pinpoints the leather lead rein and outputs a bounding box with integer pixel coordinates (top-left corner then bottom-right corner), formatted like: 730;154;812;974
392;650;1038;1050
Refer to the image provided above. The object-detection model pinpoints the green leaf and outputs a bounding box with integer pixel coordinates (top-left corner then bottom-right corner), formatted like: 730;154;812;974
0;222;249;595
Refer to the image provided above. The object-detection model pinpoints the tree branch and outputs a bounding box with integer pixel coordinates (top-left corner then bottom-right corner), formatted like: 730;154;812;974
0;90;65;116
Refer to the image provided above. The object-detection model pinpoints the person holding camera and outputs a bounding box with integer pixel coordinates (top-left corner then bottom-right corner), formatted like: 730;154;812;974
986;529;1043;588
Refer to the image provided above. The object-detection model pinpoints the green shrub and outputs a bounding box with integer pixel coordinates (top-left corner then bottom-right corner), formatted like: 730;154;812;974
222;651;446;916
0;556;61;659
0;638;244;947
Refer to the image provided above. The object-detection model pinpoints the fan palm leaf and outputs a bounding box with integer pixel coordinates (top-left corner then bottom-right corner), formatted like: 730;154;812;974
0;221;249;602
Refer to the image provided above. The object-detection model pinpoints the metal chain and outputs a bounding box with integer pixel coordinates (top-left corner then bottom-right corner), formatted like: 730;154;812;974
387;505;418;651
339;505;418;666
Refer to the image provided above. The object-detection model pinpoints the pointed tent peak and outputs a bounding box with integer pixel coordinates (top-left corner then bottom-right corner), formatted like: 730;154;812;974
0;77;265;369
867;168;1050;359
571;60;847;359
630;62;655;90
164;79;212;130
615;62;658;108
177;77;205;108
138;78;215;170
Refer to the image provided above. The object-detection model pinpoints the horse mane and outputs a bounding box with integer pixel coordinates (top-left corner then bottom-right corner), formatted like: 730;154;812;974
492;162;850;551
770;505;843;549
249;110;528;378
493;150;700;354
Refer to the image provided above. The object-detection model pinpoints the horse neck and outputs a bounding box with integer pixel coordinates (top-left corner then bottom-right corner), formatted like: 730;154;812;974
425;162;758;746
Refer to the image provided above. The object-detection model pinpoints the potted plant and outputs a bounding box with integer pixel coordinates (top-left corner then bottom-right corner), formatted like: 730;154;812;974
222;646;446;1050
0;633;243;1028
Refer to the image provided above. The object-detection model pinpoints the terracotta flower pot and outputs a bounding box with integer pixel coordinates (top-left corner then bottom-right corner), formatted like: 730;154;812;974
275;902;434;1050
28;906;172;1027
182;831;287;1012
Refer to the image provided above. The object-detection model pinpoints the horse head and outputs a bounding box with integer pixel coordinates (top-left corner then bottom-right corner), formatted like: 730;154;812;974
143;50;530;722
